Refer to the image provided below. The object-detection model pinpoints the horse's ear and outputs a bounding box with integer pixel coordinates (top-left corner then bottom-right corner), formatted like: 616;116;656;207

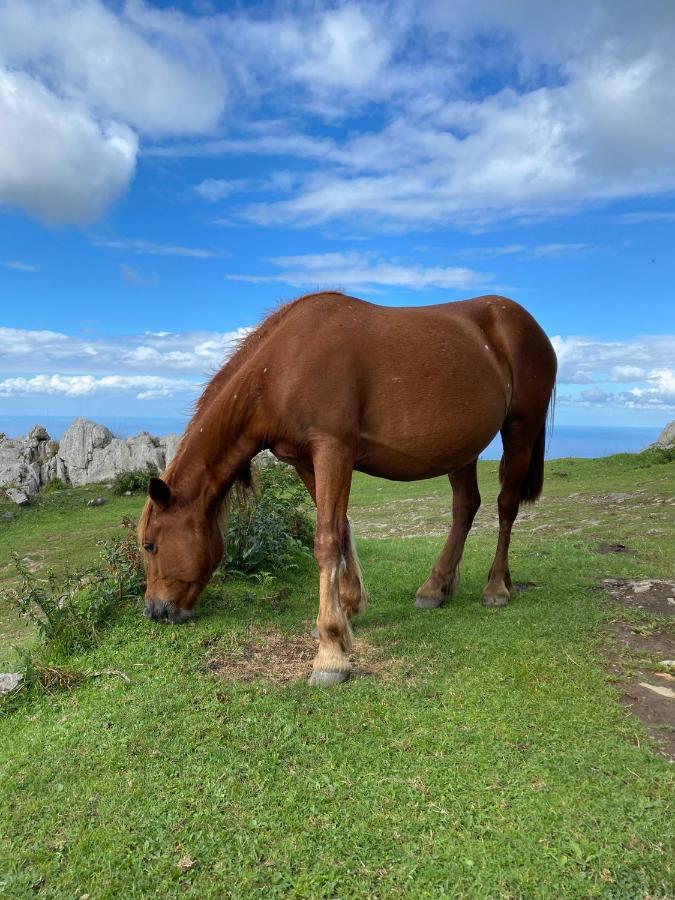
148;477;172;510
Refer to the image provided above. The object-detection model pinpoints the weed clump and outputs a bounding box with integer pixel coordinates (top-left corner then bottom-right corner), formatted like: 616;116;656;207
111;462;159;495
41;477;67;494
2;520;144;659
222;461;314;574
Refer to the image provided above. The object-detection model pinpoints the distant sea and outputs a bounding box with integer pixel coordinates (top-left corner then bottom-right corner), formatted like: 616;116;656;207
0;415;662;460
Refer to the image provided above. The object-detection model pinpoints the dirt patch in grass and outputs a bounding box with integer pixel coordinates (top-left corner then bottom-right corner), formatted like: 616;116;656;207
597;542;632;555
206;626;401;686
602;579;675;761
608;621;674;660
603;578;675;617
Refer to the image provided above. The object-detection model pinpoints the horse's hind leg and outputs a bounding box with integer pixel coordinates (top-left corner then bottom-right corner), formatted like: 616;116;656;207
415;460;481;609
482;417;543;608
305;442;355;685
294;465;367;622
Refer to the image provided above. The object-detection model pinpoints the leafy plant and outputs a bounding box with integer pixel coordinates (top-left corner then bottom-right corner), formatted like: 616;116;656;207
41;477;67;494
111;462;159;495
222;461;314;574
2;521;144;659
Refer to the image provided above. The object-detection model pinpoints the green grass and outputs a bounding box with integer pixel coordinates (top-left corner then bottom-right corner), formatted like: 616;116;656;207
1;454;674;898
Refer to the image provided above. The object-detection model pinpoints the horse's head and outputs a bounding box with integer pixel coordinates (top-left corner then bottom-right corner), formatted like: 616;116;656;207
138;476;224;623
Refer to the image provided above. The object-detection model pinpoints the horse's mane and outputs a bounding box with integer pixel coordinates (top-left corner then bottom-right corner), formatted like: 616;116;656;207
164;292;342;483
193;291;338;421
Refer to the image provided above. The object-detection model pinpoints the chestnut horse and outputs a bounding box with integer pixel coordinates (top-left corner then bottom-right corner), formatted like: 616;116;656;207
139;292;556;685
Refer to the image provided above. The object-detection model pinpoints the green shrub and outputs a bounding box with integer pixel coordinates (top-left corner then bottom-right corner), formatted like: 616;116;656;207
41;477;67;494
2;522;144;659
222;461;314;574
111;462;159;495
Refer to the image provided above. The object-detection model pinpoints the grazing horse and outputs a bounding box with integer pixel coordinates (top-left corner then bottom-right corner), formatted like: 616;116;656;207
139;292;557;685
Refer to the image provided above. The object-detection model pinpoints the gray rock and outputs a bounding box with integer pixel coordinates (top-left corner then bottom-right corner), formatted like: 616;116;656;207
2;419;184;491
5;488;29;506
0;673;22;695
58;418;114;486
256;449;279;467
0;460;40;496
652;420;675;449
1;511;15;522
86;497;107;507
28;424;50;442
85;433;165;483
159;433;181;467
0;431;47;496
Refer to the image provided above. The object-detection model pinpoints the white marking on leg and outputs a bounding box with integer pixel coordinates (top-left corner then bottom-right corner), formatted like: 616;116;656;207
346;518;368;612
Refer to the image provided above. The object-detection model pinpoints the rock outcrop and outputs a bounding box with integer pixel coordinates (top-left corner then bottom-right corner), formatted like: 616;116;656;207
1;418;182;501
0;424;61;496
652;420;675;449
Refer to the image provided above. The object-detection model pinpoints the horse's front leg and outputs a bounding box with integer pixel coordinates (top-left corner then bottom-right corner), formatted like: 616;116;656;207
294;465;367;630
308;442;355;686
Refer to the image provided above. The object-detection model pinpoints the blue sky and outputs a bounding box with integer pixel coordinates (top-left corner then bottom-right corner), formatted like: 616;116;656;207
1;0;674;429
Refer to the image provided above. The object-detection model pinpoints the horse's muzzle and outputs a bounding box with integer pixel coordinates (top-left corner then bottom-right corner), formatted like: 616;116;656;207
144;597;195;624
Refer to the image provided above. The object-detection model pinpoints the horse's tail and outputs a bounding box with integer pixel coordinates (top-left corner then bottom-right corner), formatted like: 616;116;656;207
499;383;555;505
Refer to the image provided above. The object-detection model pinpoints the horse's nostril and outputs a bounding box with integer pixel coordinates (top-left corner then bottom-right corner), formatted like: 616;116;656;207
167;606;195;624
144;599;168;621
144;598;194;623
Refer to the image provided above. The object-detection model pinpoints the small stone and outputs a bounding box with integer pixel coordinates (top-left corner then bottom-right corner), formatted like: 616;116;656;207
86;497;107;507
124;490;132;496
5;488;29;506
661;660;675;670
639;682;675;699
1;511;15;522
0;673;22;695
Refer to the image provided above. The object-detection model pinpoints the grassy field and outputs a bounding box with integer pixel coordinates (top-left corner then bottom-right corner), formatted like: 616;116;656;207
0;452;674;898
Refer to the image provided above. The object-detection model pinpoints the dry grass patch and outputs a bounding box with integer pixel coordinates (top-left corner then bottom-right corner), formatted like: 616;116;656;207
205;626;401;686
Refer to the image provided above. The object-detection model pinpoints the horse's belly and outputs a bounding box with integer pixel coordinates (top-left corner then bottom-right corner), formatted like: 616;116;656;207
356;402;504;480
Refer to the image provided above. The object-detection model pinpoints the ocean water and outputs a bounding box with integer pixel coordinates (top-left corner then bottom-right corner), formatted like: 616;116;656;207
0;415;662;460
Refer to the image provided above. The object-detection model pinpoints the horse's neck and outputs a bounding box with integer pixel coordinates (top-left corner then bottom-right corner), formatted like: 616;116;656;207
169;386;259;506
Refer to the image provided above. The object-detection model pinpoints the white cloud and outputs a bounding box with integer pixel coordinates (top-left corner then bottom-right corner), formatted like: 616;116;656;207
292;4;393;97
554;333;675;410
226;251;490;290
0;0;227;223
120;264;156;286
194;179;251;202
0;325;250;376
611;211;675;225
239;46;675;228
0;68;137;224
1;260;37;272
563;367;675;411
610;365;645;382
206;3;675;230
532;243;594;257
193;171;299;202
0;373;198;400
551;335;675;385
0;0;226;137
2;0;675;229
92;238;226;259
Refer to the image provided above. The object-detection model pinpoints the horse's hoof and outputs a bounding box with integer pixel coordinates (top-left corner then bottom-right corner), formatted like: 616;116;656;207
414;593;444;609
481;594;509;608
309;670;350;686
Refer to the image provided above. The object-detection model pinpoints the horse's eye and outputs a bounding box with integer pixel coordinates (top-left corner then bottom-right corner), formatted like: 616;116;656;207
143;542;156;553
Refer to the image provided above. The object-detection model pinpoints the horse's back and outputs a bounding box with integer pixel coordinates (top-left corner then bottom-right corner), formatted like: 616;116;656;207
259;293;555;478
